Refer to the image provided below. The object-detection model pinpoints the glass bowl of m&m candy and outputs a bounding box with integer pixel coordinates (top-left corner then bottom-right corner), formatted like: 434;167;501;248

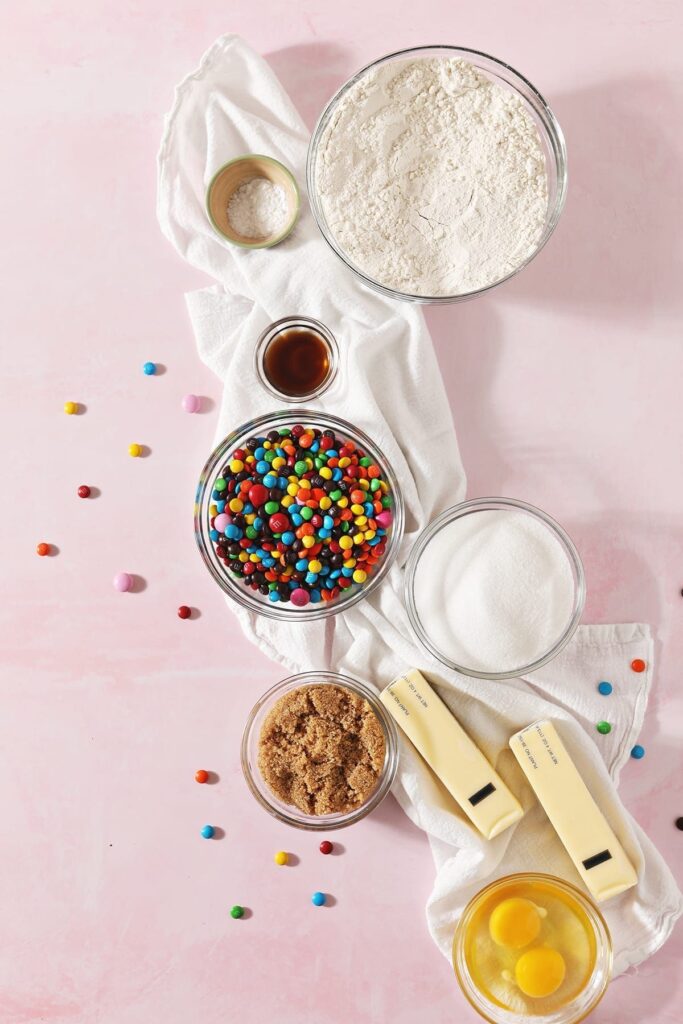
195;411;404;620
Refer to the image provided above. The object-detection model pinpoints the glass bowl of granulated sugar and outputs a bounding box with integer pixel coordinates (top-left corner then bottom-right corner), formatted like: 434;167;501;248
307;46;567;303
404;498;585;679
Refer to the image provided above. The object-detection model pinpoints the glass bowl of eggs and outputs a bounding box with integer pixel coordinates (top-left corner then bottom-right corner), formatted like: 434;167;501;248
452;873;613;1024
194;411;404;620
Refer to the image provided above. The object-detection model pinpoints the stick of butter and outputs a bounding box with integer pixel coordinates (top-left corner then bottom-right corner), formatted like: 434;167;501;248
380;669;523;839
509;720;638;902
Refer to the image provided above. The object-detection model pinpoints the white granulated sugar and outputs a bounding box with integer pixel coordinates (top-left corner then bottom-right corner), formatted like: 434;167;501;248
413;510;575;674
227;177;288;239
315;58;548;296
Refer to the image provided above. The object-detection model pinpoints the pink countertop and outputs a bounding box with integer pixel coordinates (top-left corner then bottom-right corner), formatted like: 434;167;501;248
2;2;682;1022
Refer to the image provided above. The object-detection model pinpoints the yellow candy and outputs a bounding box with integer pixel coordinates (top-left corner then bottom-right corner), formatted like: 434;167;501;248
238;552;249;563
281;495;294;508
128;443;142;457
249;553;260;563
358;479;370;491
339;536;353;550
228;498;244;513
63;401;78;415
515;948;566;998
338;457;351;468
353;569;367;584
272;457;286;470
298;479;311;490
319;467;333;479
274;850;288;866
353;532;364;545
343;558;356;569
209;504;217;517
245;513;256;524
350;504;364;515
364;530;376;540
301;535;315;549
308;560;322;573
337;497;349;508
245;455;255;464
489;898;542;949
319;497;332;510
354;516;368;527
287;483;299;496
230;459;244;473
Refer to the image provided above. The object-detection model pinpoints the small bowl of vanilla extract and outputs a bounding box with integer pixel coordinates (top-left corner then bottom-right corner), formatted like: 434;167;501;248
254;316;339;402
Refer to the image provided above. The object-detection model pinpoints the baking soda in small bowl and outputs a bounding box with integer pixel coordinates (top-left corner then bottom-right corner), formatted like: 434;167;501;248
407;500;584;678
227;178;288;239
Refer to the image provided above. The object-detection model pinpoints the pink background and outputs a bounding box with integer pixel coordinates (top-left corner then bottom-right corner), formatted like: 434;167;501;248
1;1;682;1022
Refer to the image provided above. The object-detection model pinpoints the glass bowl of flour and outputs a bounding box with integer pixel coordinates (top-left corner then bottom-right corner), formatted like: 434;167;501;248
404;498;585;679
307;46;567;303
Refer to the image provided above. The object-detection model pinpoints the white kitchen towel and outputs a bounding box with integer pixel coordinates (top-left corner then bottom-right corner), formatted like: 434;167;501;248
157;34;681;973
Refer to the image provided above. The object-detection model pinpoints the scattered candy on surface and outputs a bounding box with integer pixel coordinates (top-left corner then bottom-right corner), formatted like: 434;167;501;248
142;361;157;375
319;840;333;855
631;658;646;673
230;905;244;919
207;423;394;608
596;721;612;735
36;542;50;557
77;485;91;499
128;443;143;458
274;851;288;866
177;605;191;619
676;817;683;831
200;825;215;839
631;744;645;759
63;401;78;415
195;770;209;784
113;572;133;593
597;681;612;696
311;891;326;906
182;393;200;413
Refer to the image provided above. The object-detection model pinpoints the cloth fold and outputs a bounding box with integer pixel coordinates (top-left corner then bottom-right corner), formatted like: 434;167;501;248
157;33;681;973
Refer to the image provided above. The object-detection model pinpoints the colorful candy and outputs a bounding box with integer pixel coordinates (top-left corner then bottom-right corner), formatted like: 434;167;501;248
631;744;645;759
208;424;394;607
128;443;143;458
319;840;333;855
631;658;646;673
311;891;326;906
143;361;157;375
596;721;612;735
597;681;612;696
177;605;191;619
113;572;133;592
230;905;244;918
195;769;209;783
36;542;51;557
77;485;91;499
274;851;288;866
63;401;78;415
182;394;200;413
200;825;215;839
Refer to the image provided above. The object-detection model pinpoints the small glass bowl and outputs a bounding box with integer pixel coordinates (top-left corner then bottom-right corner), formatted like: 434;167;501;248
194;410;404;621
404;498;585;679
307;45;567;304
452;873;613;1024
241;671;399;830
254;316;339;402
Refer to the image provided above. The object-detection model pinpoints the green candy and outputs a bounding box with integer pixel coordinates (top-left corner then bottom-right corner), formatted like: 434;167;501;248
264;450;276;463
230;905;244;919
596;721;612;735
314;457;325;469
264;501;279;515
359;457;372;467
300;506;314;521
329;489;342;501
294;460;308;475
214;479;227;491
381;495;392;508
278;428;291;436
246;526;258;540
370;479;381;492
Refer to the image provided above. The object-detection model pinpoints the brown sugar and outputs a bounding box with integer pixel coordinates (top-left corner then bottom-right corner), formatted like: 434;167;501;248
257;684;386;815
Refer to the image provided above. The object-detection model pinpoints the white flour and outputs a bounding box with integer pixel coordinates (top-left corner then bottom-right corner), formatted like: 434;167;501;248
412;509;575;674
227;177;288;238
315;58;548;296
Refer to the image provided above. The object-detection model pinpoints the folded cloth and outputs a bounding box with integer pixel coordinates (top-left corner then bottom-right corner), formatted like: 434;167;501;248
157;34;681;973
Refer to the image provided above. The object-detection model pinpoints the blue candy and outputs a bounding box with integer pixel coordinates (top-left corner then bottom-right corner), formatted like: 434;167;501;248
296;559;308;571
323;516;334;530
263;474;277;488
209;529;220;542
281;531;295;546
268;591;280;603
216;500;226;513
310;589;322;603
200;825;215;839
225;525;242;540
142;361;156;375
311;891;326;907
597;681;613;696
631;744;645;759
255;460;269;475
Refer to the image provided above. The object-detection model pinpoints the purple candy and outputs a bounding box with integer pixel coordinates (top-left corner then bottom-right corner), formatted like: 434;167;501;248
290;588;311;607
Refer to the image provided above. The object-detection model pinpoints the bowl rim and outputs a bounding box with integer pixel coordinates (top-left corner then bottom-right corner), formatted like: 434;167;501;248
452;871;613;1024
403;497;586;679
306;44;568;304
194;409;405;621
240;670;400;830
206;154;300;249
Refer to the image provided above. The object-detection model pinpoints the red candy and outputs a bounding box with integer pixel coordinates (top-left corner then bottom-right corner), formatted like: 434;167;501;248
631;658;646;673
319;840;333;855
177;605;191;619
36;542;50;556
248;484;269;508
269;512;290;533
77;485;91;498
195;770;209;784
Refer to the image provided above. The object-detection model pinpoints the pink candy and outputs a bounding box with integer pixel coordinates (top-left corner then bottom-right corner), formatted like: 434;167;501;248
182;394;200;414
375;510;393;529
290;588;310;607
214;513;230;533
113;572;133;592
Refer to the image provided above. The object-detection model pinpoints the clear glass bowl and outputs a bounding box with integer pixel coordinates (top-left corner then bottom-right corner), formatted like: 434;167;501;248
254;316;339;403
194;410;404;621
307;45;567;304
241;671;399;830
452;873;613;1024
403;498;585;679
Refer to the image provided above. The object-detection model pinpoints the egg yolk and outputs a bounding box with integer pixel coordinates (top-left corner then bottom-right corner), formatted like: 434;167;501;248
489;898;542;949
515;947;566;998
